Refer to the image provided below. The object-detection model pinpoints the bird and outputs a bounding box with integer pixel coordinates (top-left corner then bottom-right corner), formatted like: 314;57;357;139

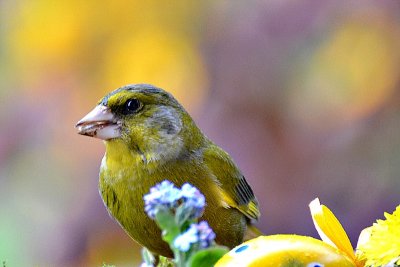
75;84;261;257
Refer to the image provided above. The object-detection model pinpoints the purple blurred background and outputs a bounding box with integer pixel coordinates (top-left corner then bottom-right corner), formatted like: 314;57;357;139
1;1;400;266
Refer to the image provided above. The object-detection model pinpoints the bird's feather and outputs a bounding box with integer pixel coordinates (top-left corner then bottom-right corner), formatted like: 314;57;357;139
203;144;260;221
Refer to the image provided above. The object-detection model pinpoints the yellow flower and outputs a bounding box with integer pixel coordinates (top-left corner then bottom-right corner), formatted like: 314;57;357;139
309;198;364;267
216;199;399;267
215;199;361;267
356;205;400;266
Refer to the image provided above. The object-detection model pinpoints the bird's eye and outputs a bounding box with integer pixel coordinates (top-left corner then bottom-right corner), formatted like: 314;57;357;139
123;99;141;114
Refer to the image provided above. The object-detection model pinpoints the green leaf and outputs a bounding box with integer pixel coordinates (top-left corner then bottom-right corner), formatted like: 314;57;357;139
187;246;229;267
155;209;181;243
154;209;175;230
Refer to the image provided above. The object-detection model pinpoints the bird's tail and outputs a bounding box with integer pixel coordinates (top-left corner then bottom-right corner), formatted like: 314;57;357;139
244;224;263;241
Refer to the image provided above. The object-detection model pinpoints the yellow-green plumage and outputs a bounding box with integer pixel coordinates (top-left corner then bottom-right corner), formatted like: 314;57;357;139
76;84;260;257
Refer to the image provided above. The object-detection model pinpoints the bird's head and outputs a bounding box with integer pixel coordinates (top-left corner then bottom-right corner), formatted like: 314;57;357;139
76;84;204;162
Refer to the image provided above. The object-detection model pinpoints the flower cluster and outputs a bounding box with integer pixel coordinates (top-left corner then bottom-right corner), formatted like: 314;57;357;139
143;180;223;267
144;181;205;220
174;221;216;252
180;183;206;220
144;180;182;219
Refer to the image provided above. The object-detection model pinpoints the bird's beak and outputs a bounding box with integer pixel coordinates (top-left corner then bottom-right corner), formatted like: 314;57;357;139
75;105;121;140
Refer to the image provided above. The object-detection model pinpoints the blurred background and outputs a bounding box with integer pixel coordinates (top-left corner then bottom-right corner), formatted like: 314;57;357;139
1;0;400;266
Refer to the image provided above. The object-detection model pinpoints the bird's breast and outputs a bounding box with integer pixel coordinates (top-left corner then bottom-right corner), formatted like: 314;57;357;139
98;141;246;254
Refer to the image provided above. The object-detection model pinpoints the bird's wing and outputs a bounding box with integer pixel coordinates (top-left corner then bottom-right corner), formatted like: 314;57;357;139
203;144;260;221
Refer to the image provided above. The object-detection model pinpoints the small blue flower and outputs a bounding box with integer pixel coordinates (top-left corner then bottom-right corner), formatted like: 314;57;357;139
144;181;207;223
173;224;199;252
180;183;201;199
174;221;216;252
180;183;206;219
196;221;216;248
144;180;182;218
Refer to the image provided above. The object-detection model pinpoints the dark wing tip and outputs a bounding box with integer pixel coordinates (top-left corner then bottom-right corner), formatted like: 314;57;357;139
235;176;260;221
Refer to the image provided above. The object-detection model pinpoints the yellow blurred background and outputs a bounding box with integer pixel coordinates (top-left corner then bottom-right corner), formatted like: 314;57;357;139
1;1;400;266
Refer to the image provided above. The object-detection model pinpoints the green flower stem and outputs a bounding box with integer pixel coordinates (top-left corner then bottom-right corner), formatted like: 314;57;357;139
174;250;186;267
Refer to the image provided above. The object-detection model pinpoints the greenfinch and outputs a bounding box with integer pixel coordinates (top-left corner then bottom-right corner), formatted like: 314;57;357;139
75;84;260;257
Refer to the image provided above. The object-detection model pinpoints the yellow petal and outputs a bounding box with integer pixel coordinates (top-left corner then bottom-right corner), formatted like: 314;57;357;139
355;226;371;265
356;226;372;251
215;235;356;267
309;198;356;264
